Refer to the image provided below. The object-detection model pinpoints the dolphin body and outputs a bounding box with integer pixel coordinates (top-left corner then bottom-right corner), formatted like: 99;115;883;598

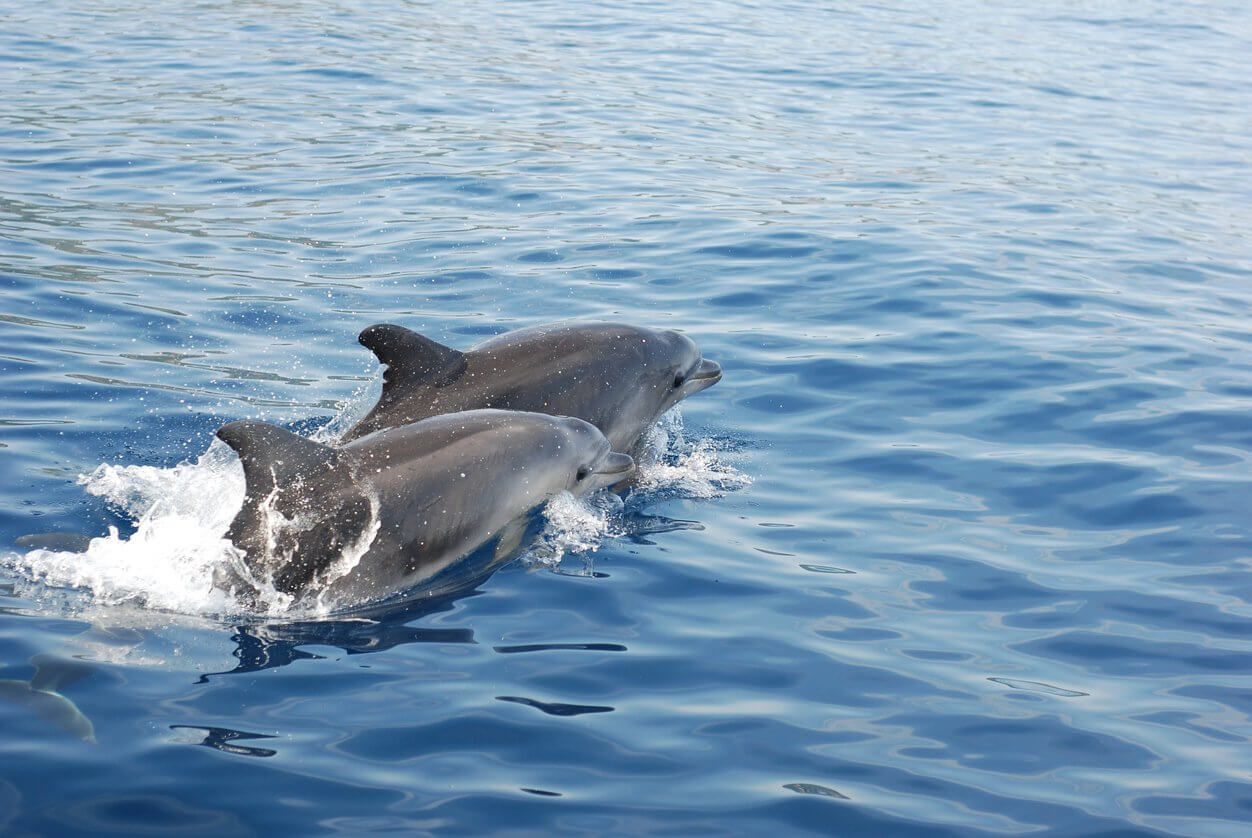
340;322;723;453
216;409;633;605
0;654;97;744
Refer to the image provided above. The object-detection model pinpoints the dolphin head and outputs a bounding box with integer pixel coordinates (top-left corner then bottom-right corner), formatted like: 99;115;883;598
548;325;722;454
647;329;723;415
556;416;635;493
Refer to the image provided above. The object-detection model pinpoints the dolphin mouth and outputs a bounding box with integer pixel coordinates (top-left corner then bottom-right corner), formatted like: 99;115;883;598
595;452;635;476
687;359;722;390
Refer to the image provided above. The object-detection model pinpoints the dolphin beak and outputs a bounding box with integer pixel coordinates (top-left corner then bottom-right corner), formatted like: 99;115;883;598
686;359;722;392
596;452;635;476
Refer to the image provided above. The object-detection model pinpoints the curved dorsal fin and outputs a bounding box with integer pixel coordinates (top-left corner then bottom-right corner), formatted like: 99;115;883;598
358;324;467;399
29;653;96;694
216;420;340;498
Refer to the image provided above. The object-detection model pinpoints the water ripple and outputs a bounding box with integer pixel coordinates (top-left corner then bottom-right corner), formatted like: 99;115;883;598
3;0;1252;835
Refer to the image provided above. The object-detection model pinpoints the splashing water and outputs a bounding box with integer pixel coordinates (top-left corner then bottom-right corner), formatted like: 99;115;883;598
524;410;751;573
633;410;753;498
8;409;748;616
523;491;627;572
11;439;246;615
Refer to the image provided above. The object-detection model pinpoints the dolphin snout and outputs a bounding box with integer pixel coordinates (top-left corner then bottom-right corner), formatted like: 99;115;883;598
597;452;635;476
687;359;722;391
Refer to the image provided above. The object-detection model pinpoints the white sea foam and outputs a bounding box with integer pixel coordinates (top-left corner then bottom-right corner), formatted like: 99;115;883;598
8;409;748;616
524;491;626;572
633;410;753;498
12;439;246;615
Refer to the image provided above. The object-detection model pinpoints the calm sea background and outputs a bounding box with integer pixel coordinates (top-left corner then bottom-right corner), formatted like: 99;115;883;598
3;1;1252;835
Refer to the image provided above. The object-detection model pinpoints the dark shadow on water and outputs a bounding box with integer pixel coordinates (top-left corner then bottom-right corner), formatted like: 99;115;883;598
495;695;615;716
620;511;704;547
170;724;278;757
783;782;851;800
493;642;628;654
199;588;481;682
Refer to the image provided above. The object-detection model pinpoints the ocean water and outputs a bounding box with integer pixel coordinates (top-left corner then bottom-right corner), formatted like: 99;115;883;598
3;0;1252;834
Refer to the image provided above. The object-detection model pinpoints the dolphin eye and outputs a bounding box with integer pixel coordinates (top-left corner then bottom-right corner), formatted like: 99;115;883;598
673;374;685;388
576;466;589;482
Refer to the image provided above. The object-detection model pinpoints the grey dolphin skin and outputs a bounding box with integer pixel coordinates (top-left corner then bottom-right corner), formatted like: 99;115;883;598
216;409;633;604
340;322;723;453
0;654;97;743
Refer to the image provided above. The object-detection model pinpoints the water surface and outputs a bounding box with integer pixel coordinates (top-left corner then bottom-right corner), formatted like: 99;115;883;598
3;1;1252;835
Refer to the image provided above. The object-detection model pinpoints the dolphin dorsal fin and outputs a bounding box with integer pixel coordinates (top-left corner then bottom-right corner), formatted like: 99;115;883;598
29;653;95;693
216;420;340;498
358;324;467;399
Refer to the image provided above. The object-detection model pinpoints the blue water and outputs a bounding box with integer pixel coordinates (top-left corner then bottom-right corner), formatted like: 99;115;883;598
3;0;1252;834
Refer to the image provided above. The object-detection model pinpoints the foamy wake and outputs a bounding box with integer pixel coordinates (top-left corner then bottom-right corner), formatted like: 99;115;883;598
7;410;748;616
10;440;247;615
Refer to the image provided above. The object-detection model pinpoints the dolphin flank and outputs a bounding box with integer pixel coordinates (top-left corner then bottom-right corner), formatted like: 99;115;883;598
216;409;632;605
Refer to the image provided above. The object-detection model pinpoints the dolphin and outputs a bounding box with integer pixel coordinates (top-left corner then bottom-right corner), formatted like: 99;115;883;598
339;322;722;454
0;653;97;744
215;409;633;605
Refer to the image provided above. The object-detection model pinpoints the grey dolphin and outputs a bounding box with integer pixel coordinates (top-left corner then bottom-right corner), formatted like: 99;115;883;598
0;653;97;743
340;322;722;453
216;409;633;604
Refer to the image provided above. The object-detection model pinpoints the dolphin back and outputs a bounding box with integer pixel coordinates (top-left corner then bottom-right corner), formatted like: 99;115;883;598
359;324;467;397
342;321;719;452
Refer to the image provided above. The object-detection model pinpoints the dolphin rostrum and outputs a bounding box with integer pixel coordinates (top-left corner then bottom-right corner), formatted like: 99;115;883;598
215;409;633;605
340;322;722;453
